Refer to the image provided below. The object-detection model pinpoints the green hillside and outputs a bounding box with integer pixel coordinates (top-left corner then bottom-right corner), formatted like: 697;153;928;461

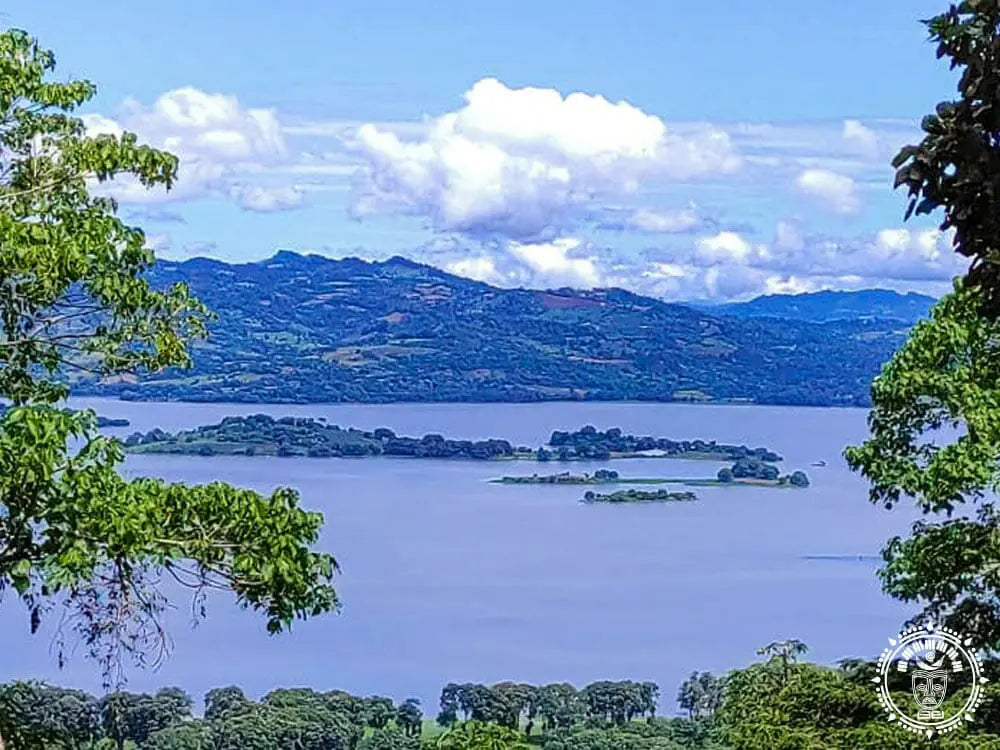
72;251;910;406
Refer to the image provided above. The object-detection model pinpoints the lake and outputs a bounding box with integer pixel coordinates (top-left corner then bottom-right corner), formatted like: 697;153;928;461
0;399;921;714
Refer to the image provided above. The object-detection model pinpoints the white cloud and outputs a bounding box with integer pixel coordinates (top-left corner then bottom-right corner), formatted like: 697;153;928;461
842;119;879;158
350;77;741;237
83;88;297;209
773;219;805;252
143;232;171;253
627;205;701;233
795;168;861;215
444;256;506;285
695;231;757;264
230;184;304;212
690;225;965;283
508;237;602;287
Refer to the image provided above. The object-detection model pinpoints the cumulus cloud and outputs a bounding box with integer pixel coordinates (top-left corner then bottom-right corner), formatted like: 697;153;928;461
627;205;702;233
423;218;965;302
83;88;296;208
842;119;879;158
795;168;861;215
695;231;758;264
508;237;602;287
686;225;965;286
350;77;741;238
230;184;304;212
440;236;602;290
444;255;506;285
593;204;709;234
773;219;805;252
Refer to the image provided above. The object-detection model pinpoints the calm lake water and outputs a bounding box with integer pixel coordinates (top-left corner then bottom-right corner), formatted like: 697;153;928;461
0;399;921;713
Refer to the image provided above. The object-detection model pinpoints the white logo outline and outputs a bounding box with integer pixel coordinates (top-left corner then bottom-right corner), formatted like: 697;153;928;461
875;623;988;738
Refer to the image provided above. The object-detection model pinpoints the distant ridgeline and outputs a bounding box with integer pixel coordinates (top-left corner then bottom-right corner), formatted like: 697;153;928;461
67;252;912;407
124;417;782;462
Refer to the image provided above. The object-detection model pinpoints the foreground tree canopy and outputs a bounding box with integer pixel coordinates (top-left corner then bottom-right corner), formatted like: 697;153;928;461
846;1;1000;652
0;28;337;680
892;0;1000;315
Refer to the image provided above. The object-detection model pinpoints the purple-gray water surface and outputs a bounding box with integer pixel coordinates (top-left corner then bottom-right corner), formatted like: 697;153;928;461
0;399;920;714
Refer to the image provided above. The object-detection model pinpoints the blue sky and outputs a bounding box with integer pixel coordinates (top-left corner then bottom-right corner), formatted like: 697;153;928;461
3;0;970;300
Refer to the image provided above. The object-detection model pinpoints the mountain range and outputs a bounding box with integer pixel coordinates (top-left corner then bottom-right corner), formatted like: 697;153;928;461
708;289;937;323
72;251;927;407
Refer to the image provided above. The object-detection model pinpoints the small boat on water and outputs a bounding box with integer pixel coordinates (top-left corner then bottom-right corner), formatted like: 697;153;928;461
811;459;827;467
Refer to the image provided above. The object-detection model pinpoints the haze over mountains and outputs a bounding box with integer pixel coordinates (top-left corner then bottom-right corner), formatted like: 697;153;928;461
75;251;925;407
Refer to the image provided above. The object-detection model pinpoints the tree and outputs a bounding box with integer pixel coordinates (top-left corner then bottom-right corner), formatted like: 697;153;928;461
432;720;530;750
676;672;724;720
143;721;213;750
755;640;809;687
842;2;1000;652
536;683;579;732
788;471;809;488
844;286;1000;648
0;681;99;750
395;697;423;737
889;0;1000;318
358;726;419;750
100;688;191;750
0;29;338;686
362;695;395;729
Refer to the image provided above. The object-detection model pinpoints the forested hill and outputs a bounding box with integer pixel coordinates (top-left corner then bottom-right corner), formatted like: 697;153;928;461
709;288;937;323
73;251;911;406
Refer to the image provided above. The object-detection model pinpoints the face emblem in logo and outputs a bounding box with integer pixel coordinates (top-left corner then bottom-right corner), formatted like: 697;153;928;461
911;667;947;720
876;625;987;737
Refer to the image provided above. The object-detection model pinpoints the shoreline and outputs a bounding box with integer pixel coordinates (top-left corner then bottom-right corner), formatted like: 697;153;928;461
69;394;870;412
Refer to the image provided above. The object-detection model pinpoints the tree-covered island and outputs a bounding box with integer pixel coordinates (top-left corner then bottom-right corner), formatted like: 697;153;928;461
582;489;698;503
493;462;810;489
124;417;785;463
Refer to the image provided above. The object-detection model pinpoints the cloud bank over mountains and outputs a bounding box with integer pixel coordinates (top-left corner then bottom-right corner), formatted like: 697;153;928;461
81;77;955;302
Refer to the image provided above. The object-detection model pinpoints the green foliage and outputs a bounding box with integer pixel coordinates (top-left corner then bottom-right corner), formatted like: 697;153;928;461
212;688;362;750
890;1;1000;316
431;721;530;750
360;725;421;750
844;286;1000;648
142;721;213;750
676;673;725;721
0;30;338;681
754;640;809;686
0;680;99;749
395;698;424;737
0;29;205;406
100;688;192;749
846;0;1000;654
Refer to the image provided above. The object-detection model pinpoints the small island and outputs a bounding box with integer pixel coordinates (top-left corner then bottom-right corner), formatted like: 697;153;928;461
494;461;810;489
582;489;698;503
716;459;810;487
492;469;626;485
122;415;785;463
